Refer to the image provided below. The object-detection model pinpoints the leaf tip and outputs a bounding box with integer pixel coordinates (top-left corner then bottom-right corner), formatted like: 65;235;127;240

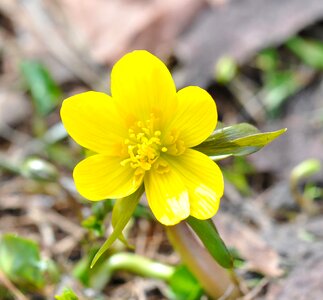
90;261;96;269
90;253;99;269
276;127;288;137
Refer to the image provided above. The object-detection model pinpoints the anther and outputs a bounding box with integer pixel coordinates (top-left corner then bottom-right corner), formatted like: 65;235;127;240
142;127;150;135
120;159;129;167
122;116;168;171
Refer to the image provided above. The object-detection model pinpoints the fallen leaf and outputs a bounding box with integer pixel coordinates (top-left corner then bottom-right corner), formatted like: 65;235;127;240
57;0;206;64
214;213;283;277
175;0;323;87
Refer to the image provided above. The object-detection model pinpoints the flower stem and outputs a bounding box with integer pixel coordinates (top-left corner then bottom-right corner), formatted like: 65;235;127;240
290;159;321;214
166;222;241;299
104;252;175;281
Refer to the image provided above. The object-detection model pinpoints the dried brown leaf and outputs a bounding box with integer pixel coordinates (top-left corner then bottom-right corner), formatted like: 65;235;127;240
57;0;206;64
214;213;283;277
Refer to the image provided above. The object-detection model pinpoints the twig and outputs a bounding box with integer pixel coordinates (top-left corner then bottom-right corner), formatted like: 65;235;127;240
0;270;28;300
229;77;266;123
19;0;105;89
240;277;269;300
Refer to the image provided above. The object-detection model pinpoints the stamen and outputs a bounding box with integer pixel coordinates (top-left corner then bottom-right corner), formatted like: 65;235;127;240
154;159;170;174
121;114;168;171
133;168;145;185
164;129;186;156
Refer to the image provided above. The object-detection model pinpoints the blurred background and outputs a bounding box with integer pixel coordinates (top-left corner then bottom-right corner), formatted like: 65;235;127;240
0;0;323;299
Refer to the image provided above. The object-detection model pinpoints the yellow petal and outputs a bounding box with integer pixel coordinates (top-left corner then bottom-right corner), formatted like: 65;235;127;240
73;154;141;200
111;50;177;127
61;91;126;156
167;86;217;148
144;162;190;225
167;149;223;219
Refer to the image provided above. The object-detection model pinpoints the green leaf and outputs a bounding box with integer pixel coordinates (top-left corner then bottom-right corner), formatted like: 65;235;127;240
286;36;323;70
133;203;154;220
112;196;135;248
222;157;253;196
194;123;286;159
262;70;307;115
20;60;62;116
20;157;59;182
0;234;45;289
256;48;279;72
55;288;79;300
215;56;238;84
82;200;115;237
168;265;203;300
291;159;321;181
187;217;232;269
90;186;144;268
81;216;105;237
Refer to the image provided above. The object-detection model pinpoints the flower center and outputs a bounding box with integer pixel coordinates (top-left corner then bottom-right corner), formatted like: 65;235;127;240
121;115;168;171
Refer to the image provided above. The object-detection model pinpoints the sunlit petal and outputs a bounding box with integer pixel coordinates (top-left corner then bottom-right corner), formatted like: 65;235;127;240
166;149;223;219
144;162;190;225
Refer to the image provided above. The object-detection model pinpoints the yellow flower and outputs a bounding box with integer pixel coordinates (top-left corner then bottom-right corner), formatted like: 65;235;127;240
60;50;224;226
